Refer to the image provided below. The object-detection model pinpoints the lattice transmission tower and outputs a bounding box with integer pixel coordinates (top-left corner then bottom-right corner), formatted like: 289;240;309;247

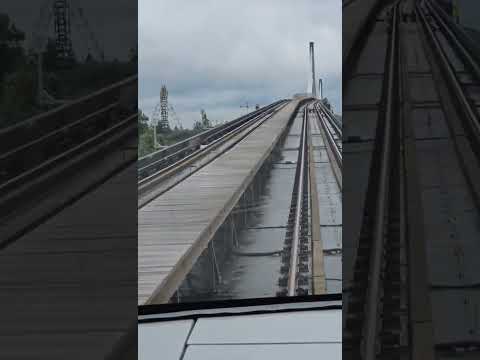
34;0;105;104
160;85;169;130
151;85;173;149
53;0;74;61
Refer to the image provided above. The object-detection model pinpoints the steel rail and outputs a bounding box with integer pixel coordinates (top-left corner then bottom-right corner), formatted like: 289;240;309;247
138;100;285;166
0;103;120;182
0;113;137;197
0;76;136;186
313;104;342;168
427;0;480;69
138;101;289;206
0;75;137;152
0;112;137;248
314;106;342;164
362;4;398;359
138;100;287;177
0;76;137;247
287;107;308;296
139;102;284;186
425;0;480;81
316;102;341;138
418;1;480;142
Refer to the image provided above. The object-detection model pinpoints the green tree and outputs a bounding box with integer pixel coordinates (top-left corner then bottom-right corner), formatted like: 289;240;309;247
0;14;34;126
139;129;155;157
0;66;36;126
0;13;26;86
193;119;203;131
138;111;150;133
42;38;58;72
138;110;156;157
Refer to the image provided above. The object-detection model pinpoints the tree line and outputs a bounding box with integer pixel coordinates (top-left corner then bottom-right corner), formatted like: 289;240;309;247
138;109;217;157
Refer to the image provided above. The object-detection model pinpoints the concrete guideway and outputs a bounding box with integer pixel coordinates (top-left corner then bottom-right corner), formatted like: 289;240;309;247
0;161;137;359
343;0;383;65
308;103;342;295
138;99;305;305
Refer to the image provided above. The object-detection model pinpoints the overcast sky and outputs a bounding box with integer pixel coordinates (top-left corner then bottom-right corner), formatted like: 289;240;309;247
139;0;342;128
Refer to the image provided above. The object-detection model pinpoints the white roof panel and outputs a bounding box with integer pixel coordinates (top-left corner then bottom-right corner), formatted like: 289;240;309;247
183;343;341;360
139;320;193;360
187;309;341;344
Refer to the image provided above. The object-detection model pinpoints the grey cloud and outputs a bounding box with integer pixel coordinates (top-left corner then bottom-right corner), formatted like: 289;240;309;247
139;0;342;127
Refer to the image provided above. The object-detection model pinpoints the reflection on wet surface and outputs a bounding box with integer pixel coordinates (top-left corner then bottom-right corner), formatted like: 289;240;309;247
204;110;305;300
177;104;342;302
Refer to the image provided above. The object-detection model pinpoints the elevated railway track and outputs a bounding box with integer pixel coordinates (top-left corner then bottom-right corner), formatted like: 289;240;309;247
0;76;138;247
138;97;342;305
0;76;138;359
344;0;480;358
138;101;289;207
138;100;288;180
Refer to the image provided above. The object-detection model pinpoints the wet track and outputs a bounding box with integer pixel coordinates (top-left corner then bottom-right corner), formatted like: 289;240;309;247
139;99;342;304
343;0;480;358
201;105;306;300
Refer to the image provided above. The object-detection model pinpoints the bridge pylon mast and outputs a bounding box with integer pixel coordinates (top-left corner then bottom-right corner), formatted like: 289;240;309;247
309;42;317;97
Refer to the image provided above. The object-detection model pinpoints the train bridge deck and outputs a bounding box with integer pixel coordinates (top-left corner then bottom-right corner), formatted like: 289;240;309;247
138;99;304;305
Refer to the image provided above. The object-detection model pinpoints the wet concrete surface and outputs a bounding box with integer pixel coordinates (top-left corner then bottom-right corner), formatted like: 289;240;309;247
178;103;342;302
309;110;342;294
202;107;306;301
